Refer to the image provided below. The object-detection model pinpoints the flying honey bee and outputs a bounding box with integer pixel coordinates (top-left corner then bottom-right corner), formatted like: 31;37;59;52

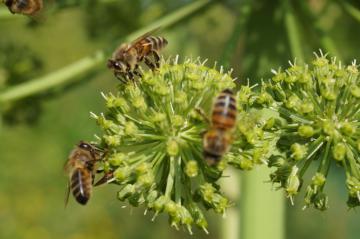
64;141;103;206
202;89;237;166
107;28;168;83
3;0;43;16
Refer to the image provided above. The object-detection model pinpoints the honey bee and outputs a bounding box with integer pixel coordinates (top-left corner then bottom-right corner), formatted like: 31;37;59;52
202;89;237;166
3;0;43;16
107;29;168;83
64;141;103;206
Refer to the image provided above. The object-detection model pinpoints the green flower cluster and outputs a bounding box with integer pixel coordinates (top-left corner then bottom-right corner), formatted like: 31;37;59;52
91;57;233;233
91;57;278;233
256;52;360;210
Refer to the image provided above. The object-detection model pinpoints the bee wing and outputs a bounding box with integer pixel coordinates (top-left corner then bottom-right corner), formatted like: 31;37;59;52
129;27;162;47
64;181;70;208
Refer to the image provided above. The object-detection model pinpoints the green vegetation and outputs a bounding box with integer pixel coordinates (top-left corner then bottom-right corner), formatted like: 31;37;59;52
1;0;360;239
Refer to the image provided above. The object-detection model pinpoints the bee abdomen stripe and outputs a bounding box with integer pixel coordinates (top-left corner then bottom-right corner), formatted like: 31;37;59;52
212;109;237;119
214;101;237;110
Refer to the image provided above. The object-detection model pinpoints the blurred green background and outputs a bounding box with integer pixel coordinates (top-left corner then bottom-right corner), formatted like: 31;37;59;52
0;0;360;238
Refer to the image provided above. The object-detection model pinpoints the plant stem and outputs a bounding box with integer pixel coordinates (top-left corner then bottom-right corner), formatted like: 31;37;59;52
283;0;304;60
240;167;285;239
0;0;212;104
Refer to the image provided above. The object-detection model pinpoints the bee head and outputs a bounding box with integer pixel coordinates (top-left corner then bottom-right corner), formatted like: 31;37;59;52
107;59;127;72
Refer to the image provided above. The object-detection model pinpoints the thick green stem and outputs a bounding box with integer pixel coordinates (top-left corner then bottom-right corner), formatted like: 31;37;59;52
240;167;285;239
0;0;212;104
283;0;304;60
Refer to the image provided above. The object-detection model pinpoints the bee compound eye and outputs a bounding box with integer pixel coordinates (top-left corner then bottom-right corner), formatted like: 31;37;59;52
4;0;13;8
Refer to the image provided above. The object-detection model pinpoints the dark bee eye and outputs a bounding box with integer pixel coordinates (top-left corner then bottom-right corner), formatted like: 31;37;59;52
79;142;90;150
4;0;13;8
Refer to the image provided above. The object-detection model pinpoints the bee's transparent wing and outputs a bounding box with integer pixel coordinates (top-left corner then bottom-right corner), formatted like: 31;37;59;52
64;181;70;208
130;26;161;46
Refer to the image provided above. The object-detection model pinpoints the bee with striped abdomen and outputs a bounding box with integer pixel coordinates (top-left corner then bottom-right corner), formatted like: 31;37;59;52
64;141;103;205
107;28;168;83
3;0;43;16
202;89;237;166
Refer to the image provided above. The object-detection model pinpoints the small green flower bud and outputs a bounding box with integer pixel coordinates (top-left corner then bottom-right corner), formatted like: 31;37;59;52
264;117;275;130
350;85;360;98
200;183;215;202
146;190;159;208
312;172;326;186
108;153;127;166
171;115;184;127
117;184;136;201
165;200;177;216
154;82;170;95
103;135;121;146
272;72;286;82
185;160;198;177
137;173;154;188
312;56;328;68
321;89;336;101
290;143;307;161
256;92;273;105
174;91;188;108
298;125;314;138
124;121;138;135
299;72;312;84
346;176;360;198
340;122;356;136
153;195;169;212
333;143;346;161
299;102;314;114
239;157;254;170
135;162;151;175
323;120;336;136
114;166;131;182
151;112;166;123
132;95;147;110
285;75;297;84
347;64;359;75
285;95;300;109
286;166;300;197
167;139;179;156
190;204;208;233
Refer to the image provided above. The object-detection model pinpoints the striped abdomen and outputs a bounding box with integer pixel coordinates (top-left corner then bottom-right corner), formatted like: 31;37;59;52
211;89;237;130
70;168;93;205
203;129;232;166
139;36;168;54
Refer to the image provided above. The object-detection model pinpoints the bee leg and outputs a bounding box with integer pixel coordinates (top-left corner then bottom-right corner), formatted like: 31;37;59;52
115;72;128;84
133;64;143;78
151;50;161;68
195;107;211;125
94;171;114;186
144;56;157;71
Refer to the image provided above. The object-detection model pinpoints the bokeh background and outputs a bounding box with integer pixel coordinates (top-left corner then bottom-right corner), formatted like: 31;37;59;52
1;0;360;238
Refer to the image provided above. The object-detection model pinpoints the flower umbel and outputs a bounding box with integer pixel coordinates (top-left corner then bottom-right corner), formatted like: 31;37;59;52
91;57;242;233
262;52;360;209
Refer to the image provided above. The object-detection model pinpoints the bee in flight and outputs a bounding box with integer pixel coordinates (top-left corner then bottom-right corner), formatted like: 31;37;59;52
107;28;168;83
201;89;237;166
64;141;103;206
3;0;43;16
